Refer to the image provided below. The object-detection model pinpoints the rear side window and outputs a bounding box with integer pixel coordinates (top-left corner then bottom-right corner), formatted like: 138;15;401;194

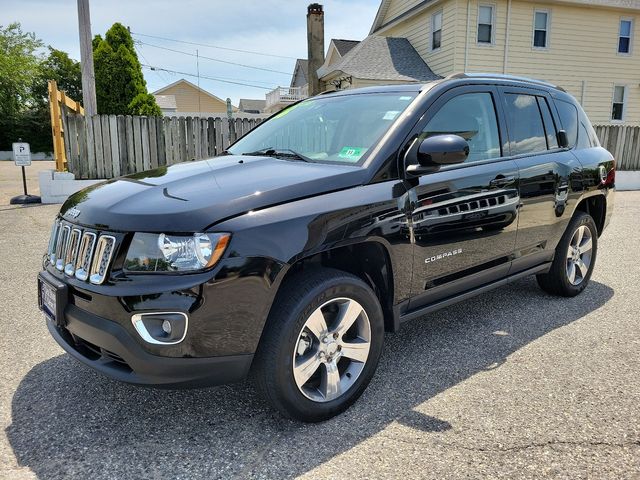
503;93;547;155
537;97;558;149
577;108;600;149
422;92;501;163
577;123;591;149
555;100;578;148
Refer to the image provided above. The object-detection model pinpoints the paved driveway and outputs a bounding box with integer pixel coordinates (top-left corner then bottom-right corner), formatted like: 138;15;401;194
0;193;638;479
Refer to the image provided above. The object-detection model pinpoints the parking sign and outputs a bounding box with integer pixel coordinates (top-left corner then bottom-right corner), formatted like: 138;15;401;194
12;142;31;166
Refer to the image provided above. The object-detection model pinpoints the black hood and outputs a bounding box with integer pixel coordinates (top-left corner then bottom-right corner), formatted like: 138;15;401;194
60;155;366;232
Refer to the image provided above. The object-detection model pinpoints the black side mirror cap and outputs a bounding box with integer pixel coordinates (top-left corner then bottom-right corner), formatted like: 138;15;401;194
557;129;569;149
406;134;470;176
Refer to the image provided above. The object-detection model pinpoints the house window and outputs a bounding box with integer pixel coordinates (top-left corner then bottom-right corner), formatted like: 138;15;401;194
612;85;626;121
432;11;443;50
478;5;494;44
533;10;549;48
619;19;633;54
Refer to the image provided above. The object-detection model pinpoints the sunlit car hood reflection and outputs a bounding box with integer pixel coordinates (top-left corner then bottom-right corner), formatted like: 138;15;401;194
60;155;366;232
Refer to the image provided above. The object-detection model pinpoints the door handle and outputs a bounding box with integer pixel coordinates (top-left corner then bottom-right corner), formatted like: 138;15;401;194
489;176;516;188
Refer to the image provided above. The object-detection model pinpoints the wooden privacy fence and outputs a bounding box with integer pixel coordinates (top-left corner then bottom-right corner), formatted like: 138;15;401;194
594;125;640;170
62;114;262;179
60;113;640;179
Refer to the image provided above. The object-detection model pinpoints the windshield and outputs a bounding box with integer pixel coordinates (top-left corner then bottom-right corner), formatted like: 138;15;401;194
228;92;418;165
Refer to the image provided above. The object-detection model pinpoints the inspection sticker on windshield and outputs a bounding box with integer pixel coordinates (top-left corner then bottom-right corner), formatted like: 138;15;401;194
383;110;400;120
338;147;367;162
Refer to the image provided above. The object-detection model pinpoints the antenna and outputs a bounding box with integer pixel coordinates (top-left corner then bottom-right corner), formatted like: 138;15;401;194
196;48;201;114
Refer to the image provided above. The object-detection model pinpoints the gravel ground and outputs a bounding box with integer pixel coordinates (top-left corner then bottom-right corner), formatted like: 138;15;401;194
0;192;638;480
0;161;54;205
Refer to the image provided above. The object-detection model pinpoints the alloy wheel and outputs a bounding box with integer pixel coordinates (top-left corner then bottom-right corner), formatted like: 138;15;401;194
292;297;371;402
566;225;593;286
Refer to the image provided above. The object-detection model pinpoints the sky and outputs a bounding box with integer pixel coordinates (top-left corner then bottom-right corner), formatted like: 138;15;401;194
3;0;381;106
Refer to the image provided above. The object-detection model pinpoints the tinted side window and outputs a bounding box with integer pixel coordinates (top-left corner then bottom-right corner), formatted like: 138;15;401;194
579;108;600;148
577;122;591;149
422;92;501;163
537;97;558;149
503;93;547;155
555;100;579;148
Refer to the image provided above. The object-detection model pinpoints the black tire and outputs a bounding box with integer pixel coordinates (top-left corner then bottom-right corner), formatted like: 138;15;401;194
253;268;384;422
536;211;598;297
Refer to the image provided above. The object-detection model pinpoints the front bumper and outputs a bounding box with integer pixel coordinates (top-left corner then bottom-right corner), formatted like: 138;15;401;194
48;302;253;388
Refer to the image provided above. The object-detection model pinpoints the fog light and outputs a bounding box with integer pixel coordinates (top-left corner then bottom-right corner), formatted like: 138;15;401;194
131;312;188;345
162;319;172;335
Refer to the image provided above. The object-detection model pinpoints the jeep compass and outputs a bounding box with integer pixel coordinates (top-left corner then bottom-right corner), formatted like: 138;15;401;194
39;74;615;422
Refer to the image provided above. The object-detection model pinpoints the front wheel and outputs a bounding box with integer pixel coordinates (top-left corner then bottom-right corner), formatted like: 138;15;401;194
253;269;384;422
536;211;598;297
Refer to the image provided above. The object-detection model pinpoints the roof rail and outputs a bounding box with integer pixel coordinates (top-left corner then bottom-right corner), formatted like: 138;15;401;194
446;72;565;92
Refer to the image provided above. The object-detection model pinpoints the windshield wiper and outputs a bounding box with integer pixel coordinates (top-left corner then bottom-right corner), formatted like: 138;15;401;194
242;147;274;156
271;149;313;163
242;147;313;163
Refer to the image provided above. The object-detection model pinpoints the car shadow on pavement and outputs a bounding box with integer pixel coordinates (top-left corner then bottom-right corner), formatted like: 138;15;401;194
6;277;614;479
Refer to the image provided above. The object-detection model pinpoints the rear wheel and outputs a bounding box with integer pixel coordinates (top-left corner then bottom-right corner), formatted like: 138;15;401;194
253;269;384;422
536;211;598;297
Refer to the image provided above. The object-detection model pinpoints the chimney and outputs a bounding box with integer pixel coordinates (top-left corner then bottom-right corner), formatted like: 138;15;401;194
307;3;325;96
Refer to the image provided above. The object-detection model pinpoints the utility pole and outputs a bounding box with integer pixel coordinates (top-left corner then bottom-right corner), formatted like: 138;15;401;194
77;0;97;115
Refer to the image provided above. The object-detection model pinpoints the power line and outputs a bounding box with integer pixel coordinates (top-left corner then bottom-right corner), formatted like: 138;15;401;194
136;40;292;76
138;53;277;86
130;31;298;60
135;45;171;83
141;64;273;90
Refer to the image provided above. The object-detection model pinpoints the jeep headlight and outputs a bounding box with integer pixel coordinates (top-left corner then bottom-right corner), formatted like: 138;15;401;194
125;232;230;272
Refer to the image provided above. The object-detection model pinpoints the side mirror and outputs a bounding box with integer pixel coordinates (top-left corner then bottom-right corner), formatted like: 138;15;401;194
406;134;469;175
557;129;569;149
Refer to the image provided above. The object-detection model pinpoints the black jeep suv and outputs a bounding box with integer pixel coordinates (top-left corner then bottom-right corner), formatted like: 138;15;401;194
39;74;614;422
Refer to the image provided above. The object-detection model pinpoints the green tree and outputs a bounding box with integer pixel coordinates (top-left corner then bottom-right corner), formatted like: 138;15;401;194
93;23;160;115
0;23;43;150
128;93;162;116
22;47;83;152
33;47;82;101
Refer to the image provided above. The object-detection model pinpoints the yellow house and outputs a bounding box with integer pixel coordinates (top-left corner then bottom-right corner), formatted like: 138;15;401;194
152;79;235;116
367;0;640;124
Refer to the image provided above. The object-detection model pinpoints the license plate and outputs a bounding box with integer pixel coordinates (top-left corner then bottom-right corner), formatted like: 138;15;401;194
39;279;57;322
38;273;67;326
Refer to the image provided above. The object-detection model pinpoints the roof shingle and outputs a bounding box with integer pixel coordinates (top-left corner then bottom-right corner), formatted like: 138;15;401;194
332;39;360;56
238;98;266;112
318;36;440;83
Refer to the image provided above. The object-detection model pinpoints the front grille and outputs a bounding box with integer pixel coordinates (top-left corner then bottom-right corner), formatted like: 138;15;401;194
47;218;118;285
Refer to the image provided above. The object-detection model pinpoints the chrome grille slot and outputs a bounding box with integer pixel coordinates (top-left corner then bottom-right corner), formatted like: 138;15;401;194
48;220;60;263
55;225;71;271
64;228;82;276
90;235;116;285
75;232;97;281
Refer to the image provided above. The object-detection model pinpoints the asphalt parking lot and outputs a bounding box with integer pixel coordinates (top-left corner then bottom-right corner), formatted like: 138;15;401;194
0;190;639;479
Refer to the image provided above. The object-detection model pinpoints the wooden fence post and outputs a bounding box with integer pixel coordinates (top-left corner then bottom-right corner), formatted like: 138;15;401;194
48;80;66;171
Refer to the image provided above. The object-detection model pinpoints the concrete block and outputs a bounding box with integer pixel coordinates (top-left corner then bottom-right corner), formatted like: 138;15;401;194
53;171;75;181
616;171;640;191
38;169;55;182
39;172;103;204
